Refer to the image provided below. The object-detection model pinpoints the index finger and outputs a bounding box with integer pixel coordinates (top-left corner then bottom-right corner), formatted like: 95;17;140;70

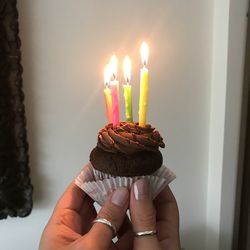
154;185;179;241
55;181;86;214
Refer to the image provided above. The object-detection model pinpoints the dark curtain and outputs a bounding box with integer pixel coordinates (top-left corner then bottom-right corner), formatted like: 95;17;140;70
0;0;32;219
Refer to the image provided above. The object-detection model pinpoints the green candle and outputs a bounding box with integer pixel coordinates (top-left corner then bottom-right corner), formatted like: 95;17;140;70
123;56;133;122
123;84;133;122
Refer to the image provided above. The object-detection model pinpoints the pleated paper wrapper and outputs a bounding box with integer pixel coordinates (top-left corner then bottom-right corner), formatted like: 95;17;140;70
75;162;176;206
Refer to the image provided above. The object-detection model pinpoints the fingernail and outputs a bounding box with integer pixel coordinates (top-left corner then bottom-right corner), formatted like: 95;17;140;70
133;179;151;200
111;187;129;207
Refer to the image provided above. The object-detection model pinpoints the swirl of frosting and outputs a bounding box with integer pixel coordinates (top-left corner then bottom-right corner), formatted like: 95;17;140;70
97;122;165;154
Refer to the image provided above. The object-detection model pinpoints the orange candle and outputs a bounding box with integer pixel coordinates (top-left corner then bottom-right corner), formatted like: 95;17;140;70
103;65;113;123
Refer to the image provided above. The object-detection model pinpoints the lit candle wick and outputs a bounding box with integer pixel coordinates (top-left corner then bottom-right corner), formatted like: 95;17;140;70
126;77;129;84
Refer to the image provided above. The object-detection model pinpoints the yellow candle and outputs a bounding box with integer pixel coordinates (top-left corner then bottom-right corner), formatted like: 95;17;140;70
104;65;113;123
139;42;149;127
123;56;133;122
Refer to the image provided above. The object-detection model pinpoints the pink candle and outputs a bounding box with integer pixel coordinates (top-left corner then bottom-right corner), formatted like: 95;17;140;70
109;55;120;127
110;81;120;127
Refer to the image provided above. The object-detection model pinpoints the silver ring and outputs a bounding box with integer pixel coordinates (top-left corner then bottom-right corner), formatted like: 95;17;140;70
134;230;157;237
93;218;117;238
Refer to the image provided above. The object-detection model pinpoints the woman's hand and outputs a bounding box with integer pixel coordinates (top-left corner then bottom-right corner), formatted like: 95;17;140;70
39;182;131;250
130;179;181;250
39;179;180;250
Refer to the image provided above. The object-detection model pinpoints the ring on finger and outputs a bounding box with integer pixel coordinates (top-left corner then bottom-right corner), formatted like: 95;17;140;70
92;218;117;238
134;230;157;237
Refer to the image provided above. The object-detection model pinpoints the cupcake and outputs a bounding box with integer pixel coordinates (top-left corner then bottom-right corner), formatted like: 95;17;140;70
90;122;164;177
75;122;175;205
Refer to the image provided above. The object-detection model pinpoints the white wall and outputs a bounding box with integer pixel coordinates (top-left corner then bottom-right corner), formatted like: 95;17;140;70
0;0;246;250
206;0;248;249
217;0;248;249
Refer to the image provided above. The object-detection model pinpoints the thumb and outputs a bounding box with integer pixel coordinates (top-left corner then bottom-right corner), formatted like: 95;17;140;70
87;187;129;250
130;179;160;250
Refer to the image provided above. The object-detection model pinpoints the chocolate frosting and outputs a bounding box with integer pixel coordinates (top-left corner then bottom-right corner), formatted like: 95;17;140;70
97;122;165;154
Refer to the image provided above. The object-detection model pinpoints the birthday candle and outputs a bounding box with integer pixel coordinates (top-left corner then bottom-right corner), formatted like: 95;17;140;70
123;56;133;122
138;42;149;127
103;65;113;124
109;55;120;127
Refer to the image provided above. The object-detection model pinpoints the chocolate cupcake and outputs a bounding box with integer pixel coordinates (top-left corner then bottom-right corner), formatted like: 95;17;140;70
90;122;165;177
76;122;175;205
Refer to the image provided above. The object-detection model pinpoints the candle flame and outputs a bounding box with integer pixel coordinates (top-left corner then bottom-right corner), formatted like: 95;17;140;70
123;56;131;83
104;64;111;86
110;55;118;80
140;42;149;66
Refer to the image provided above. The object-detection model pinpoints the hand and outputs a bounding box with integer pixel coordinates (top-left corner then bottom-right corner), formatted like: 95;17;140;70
129;179;181;250
39;179;180;250
39;182;132;250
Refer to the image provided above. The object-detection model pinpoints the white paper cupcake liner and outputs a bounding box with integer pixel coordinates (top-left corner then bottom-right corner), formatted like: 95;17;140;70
75;162;176;206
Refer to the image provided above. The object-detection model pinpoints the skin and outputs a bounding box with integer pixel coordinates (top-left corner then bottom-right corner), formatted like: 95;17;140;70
39;180;181;250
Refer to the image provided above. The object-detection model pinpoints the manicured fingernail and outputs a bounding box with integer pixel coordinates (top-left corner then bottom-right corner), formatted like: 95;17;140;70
111;187;129;207
133;179;151;200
